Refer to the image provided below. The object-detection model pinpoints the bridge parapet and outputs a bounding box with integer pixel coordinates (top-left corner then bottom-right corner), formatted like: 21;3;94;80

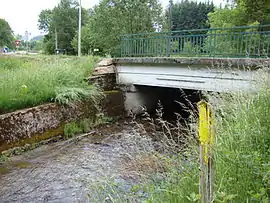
114;57;270;69
121;24;270;58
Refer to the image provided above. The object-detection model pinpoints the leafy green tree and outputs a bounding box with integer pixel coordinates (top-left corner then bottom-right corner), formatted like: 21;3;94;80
165;0;214;31
73;0;163;56
38;9;53;32
72;23;102;55
207;6;247;28
233;0;270;24
38;0;89;55
209;0;270;28
206;1;270;57
0;18;13;48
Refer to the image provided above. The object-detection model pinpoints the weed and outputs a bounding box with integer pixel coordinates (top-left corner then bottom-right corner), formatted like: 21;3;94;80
63;115;114;139
63;122;83;139
0;154;9;164
0;56;100;114
145;69;270;202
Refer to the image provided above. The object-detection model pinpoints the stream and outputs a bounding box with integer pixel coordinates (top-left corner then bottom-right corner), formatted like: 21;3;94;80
0;121;159;203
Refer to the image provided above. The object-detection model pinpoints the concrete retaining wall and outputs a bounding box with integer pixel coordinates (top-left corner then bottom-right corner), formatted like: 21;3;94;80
0;92;124;152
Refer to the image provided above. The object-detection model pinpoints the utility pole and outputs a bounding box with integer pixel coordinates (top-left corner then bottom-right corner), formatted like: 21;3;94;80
55;28;58;50
78;0;82;57
25;31;30;52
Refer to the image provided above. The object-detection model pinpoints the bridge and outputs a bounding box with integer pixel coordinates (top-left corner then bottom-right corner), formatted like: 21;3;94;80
117;24;269;91
95;25;270;114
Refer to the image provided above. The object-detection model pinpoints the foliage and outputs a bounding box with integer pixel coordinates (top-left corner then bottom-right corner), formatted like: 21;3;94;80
206;3;270;57
73;0;163;56
38;0;89;54
208;0;270;28
208;6;248;28
63;115;114;139
54;86;99;105
212;82;270;202
0;56;100;114
145;73;270;202
64;121;84;138
165;0;214;31
72;24;103;55
0;18;13;48
146;156;199;203
233;0;270;24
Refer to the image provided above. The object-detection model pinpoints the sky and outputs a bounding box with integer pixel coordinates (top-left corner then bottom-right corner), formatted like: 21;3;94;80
0;0;224;38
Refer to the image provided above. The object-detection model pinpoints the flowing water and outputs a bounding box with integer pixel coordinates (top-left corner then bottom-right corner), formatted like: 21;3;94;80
0;121;156;203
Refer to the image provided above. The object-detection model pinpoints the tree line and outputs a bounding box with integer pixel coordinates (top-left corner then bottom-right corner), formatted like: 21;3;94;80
1;0;269;56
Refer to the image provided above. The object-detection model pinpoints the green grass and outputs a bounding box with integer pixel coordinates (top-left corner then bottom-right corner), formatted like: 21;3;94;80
145;78;270;202
212;84;270;202
63;115;114;139
0;55;101;114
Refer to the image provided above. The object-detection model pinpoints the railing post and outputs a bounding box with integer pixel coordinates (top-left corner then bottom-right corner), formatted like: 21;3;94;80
120;36;123;57
213;30;217;57
166;34;171;57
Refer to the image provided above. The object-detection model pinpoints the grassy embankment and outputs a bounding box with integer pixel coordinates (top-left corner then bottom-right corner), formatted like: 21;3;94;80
0;55;102;114
146;72;270;202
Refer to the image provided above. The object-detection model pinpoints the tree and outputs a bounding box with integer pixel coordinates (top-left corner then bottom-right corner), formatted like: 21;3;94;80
206;1;270;57
210;0;270;28
233;0;270;24
73;0;163;56
207;6;247;28
165;0;214;31
38;9;53;33
38;0;89;54
0;18;13;48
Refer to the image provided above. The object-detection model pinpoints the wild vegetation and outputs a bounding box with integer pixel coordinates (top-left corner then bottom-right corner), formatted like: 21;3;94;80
0;56;101;114
63;115;114;139
143;74;270;202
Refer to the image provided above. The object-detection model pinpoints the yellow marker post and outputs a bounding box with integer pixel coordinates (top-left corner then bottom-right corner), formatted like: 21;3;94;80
198;100;215;203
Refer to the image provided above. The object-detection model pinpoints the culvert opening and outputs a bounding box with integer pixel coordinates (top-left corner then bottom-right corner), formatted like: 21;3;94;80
134;85;204;122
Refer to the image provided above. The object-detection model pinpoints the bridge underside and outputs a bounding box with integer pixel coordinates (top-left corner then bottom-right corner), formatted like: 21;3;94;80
116;63;258;92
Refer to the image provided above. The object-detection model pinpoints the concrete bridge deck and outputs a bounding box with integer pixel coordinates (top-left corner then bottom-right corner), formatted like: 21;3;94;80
113;57;269;92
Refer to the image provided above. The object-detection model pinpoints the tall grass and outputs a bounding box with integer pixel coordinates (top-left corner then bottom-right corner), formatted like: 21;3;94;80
146;72;270;202
212;82;270;202
0;56;102;114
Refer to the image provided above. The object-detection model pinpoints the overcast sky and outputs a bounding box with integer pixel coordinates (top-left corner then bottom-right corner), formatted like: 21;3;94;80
0;0;224;38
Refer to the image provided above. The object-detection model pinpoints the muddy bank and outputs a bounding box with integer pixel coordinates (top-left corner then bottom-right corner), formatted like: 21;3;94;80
0;121;162;203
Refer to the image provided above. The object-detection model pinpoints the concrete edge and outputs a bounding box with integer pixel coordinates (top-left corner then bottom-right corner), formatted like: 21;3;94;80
113;57;270;68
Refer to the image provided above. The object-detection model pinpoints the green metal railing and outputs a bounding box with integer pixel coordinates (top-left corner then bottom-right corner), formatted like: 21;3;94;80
120;24;270;58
